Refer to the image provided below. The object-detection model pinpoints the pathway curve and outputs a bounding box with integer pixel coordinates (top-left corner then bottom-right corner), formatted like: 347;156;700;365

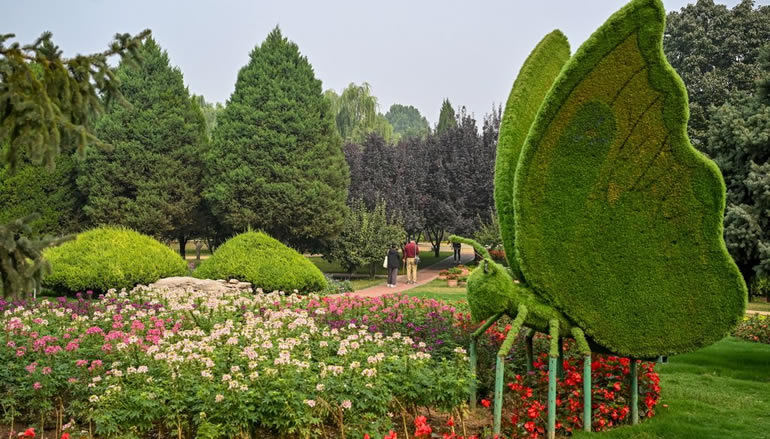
337;247;475;298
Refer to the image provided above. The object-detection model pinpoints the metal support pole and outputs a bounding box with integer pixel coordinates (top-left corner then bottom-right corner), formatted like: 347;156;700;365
469;312;503;409
469;338;477;410
525;330;534;373
631;358;639;425
583;355;591;432
494;354;505;434
548;356;557;439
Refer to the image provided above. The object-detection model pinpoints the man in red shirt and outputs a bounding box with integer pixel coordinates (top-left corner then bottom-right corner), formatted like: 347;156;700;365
403;239;420;284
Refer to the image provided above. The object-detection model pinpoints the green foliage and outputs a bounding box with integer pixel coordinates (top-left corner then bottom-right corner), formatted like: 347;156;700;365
435;99;456;135
0;153;82;237
494;31;570;278
0;30;149;170
42;226;187;293
514;0;746;357
194;95;225;139
326;199;406;276
663;0;770;148
705;48;770;284
0;30;149;297
325;82;396;143
77;37;209;249
385;104;430;139
203;27;349;252
194;231;327;293
473;210;503;251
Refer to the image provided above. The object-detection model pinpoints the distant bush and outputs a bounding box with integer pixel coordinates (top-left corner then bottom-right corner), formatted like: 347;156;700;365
734;314;770;344
194;231;327;293
43;226;187;293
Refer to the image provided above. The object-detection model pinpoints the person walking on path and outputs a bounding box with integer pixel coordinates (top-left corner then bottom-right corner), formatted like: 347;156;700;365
452;241;462;262
404;239;420;284
386;244;401;287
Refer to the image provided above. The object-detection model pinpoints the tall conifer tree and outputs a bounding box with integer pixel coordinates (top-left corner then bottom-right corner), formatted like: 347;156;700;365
203;27;349;251
77;38;208;257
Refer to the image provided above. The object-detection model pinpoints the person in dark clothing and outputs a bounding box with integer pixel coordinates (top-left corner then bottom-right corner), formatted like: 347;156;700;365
386;244;401;287
452;241;462;262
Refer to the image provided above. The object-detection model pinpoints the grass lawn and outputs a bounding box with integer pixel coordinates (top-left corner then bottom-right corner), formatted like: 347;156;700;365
308;251;452;276
572;337;770;439
406;279;468;303
349;278;385;291
747;299;770;313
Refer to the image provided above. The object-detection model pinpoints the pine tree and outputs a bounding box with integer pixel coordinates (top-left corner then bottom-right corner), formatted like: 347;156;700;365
77;37;208;257
436;98;457;135
203;27;349;251
0;30;148;297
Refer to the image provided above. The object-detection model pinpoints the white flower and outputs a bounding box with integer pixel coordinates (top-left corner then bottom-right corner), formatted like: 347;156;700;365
89;395;100;403
341;400;352;410
215;394;224;403
316;383;325;391
304;399;316;407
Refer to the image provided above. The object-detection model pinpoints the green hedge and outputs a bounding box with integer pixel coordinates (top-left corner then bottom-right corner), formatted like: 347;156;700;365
511;0;747;357
43;226;187;293
194;231;327;293
494;30;570;279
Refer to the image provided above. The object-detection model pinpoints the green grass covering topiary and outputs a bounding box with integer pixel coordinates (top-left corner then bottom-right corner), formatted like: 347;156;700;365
494;30;570;279
512;0;747;357
43;226;187;293
194;231;327;293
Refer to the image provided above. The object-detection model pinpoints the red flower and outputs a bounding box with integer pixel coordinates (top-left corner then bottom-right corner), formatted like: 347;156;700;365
384;431;397;439
22;429;35;438
480;398;491;408
364;435;370;439
524;421;536;432
61;434;70;439
613;382;621;391
446;416;455;427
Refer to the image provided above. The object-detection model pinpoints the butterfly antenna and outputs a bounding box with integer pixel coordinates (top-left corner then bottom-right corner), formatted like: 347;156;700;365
448;235;491;260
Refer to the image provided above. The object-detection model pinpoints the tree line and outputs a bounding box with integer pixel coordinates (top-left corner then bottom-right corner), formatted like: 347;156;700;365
0;26;499;276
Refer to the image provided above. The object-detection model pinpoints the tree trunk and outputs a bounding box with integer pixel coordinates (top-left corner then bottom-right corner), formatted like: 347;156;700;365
195;241;203;262
178;235;187;259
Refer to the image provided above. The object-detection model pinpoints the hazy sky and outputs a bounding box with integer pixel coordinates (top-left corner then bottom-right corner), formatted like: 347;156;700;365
1;0;761;125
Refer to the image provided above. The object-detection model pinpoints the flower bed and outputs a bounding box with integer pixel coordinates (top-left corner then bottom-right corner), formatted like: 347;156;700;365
0;291;659;438
733;314;770;344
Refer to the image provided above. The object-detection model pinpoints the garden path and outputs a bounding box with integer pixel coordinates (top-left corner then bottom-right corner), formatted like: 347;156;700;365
746;309;770;316
341;246;475;298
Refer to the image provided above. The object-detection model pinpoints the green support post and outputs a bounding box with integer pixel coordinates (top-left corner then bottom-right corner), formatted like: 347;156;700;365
583;355;591;432
547;320;559;439
557;337;564;379
469;312;503;409
631;358;639;425
548;356;557;439
494;354;505;434
525;329;534;373
493;306;528;436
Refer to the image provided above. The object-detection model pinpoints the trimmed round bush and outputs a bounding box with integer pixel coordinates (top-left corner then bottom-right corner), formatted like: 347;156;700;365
194;231;327;293
43;226;187;293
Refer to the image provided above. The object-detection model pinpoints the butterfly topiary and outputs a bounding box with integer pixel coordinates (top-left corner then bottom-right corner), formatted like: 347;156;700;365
453;0;747;435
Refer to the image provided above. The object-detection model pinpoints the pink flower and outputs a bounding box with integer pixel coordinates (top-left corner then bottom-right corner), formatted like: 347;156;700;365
33;382;42;390
25;362;37;374
42;367;52;375
65;342;79;351
76;359;88;367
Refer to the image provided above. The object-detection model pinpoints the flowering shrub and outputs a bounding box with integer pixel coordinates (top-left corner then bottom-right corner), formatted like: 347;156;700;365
503;350;659;438
733;314;770;344
0;290;659;438
0;289;469;438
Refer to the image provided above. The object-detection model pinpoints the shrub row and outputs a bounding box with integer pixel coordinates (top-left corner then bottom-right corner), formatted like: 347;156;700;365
42;227;326;294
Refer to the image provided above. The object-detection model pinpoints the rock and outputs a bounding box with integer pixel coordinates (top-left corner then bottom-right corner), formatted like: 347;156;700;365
140;276;253;294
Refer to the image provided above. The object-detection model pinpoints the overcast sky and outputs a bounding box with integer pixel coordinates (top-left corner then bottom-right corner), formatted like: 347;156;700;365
2;0;761;125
